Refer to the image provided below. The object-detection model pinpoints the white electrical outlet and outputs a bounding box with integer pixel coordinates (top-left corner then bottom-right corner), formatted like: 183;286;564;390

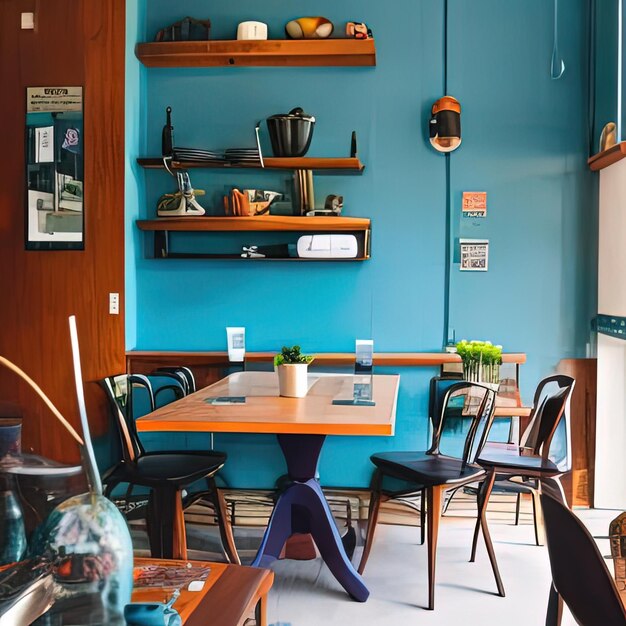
21;13;35;29
109;293;119;315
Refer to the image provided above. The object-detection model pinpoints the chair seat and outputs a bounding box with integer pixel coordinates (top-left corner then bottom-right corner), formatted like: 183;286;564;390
477;449;559;475
371;451;485;487
114;451;226;488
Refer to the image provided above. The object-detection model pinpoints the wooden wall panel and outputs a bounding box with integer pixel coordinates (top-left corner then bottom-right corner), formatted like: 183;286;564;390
557;358;597;507
0;0;126;463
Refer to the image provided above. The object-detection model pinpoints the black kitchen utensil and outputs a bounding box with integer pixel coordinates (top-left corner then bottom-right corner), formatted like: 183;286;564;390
266;107;315;157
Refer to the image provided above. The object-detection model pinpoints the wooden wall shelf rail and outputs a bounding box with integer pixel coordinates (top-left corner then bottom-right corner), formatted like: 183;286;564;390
135;39;376;68
136;216;370;232
588;142;626;171
126;350;527;366
137;157;365;174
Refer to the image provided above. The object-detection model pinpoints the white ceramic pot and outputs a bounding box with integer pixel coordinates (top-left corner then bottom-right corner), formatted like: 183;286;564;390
277;363;309;398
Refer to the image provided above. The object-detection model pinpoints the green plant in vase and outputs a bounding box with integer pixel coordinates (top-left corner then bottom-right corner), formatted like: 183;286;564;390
274;345;314;398
456;340;503;385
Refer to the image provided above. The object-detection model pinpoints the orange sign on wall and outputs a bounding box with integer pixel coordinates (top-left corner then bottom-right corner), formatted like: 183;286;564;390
462;191;487;217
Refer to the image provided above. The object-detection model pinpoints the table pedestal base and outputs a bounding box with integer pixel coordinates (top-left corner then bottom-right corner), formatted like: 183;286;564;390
251;434;369;602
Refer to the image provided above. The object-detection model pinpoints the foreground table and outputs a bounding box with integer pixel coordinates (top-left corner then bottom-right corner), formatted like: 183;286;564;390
137;371;400;602
132;558;273;626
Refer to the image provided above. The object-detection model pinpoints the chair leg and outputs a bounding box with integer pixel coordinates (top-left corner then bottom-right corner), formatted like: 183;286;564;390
546;582;563;626
475;470;505;597
420;488;426;545
470;478;488;563
426;485;443;610
514;493;521;526
206;477;240;565
357;469;383;575
531;488;545;546
147;484;180;559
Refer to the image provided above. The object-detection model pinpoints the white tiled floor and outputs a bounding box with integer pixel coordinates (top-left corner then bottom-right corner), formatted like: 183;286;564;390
261;497;618;626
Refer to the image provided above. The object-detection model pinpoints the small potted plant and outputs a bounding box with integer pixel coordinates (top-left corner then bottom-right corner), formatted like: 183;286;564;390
456;340;503;386
274;345;314;398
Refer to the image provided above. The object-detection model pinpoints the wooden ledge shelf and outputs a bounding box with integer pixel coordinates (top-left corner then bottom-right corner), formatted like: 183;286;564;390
137;156;365;174
588;142;626;171
136;38;376;68
136;216;370;232
126;350;527;366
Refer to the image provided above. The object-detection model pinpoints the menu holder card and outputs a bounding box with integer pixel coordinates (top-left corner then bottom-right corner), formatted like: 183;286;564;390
205;396;246;405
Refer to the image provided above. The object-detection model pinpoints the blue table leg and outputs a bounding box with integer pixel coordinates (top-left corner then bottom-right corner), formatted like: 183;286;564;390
251;434;369;602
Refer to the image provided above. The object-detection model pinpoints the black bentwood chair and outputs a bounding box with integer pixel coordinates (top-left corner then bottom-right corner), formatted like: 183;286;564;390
540;482;626;626
101;374;239;563
470;375;575;562
358;382;502;610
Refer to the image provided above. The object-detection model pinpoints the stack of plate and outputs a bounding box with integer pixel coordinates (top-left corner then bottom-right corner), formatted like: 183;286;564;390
225;148;262;165
172;147;225;163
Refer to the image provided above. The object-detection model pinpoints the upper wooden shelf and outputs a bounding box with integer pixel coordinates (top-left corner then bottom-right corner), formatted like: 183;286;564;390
137;157;365;174
136;216;370;233
588;142;626;171
135;39;376;68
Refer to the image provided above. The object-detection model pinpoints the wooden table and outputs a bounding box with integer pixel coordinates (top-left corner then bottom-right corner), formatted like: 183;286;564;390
132;558;273;626
137;371;401;603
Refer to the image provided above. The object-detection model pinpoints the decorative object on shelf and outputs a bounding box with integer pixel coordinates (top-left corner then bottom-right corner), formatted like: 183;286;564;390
155;17;210;42
460;238;489;271
600;122;617;153
237;21;268;40
285;17;333;39
550;0;565;80
266;108;316;158
462;191;487;218
275;346;314;398
306;194;343;217
456;340;502;385
346;21;373;39
224;188;282;217
429;96;461;153
609;511;626;605
226;327;246;362
0;316;134;623
350;131;358;158
157;172;205;217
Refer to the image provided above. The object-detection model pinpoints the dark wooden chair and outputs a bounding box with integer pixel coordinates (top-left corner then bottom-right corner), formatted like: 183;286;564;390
358;382;503;610
470;375;575;562
101;374;239;564
540;483;626;626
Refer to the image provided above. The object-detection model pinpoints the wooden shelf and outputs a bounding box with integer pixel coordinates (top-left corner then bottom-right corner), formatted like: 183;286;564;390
136;216;370;232
126;350;527;366
588;142;626;171
137;156;365;174
136;216;371;260
135;39;376;68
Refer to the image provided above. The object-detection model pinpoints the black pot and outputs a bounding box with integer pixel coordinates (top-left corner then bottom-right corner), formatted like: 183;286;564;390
266;107;315;157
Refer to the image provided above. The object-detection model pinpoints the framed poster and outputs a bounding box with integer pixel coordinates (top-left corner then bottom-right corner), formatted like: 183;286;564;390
462;191;487;218
25;87;84;250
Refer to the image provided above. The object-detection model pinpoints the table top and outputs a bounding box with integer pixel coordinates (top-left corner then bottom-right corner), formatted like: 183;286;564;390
132;558;273;626
136;371;400;436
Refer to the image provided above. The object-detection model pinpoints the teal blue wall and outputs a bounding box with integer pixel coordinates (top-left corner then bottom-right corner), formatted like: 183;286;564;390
125;1;597;489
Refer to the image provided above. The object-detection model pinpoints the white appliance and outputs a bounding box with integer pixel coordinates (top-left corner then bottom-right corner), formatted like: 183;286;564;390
595;158;626;509
297;234;358;258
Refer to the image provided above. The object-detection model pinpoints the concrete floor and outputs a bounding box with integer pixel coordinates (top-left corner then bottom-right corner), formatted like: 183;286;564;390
261;496;617;626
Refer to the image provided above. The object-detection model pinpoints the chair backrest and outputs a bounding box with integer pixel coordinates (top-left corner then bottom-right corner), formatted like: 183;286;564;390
154;366;197;393
429;382;496;464
540;489;626;625
101;373;186;464
429;375;463;432
521;375;575;471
